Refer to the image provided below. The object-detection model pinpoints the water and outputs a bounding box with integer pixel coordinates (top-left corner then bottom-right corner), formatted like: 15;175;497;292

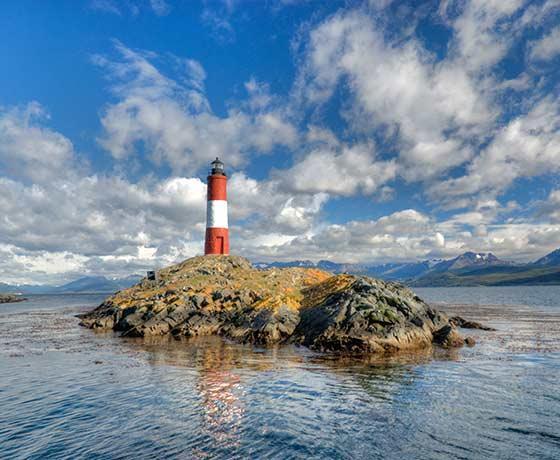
1;290;559;459
415;285;560;310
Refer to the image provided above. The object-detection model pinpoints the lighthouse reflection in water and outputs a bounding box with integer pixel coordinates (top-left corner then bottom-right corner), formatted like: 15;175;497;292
196;340;245;446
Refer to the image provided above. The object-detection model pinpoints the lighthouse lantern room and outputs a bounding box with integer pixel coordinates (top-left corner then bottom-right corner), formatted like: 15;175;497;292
204;157;230;255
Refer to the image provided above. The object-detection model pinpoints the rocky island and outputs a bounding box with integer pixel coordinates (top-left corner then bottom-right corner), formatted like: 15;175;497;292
79;256;481;353
0;294;27;304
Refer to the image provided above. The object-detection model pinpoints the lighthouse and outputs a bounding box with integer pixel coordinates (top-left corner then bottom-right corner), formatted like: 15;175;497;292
204;157;229;255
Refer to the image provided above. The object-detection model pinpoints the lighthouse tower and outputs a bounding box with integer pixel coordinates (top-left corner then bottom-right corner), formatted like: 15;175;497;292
204;158;229;255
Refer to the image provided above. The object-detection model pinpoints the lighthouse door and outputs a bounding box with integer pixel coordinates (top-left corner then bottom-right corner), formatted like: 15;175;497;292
217;236;224;254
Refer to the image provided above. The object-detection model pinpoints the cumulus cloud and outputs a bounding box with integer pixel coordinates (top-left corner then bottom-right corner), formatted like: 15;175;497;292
429;95;560;203
278;140;396;196
0;103;75;183
446;0;524;72
296;10;494;180
294;2;560;208
94;41;297;173
0;102;210;283
236;205;560;264
0;173;207;256
0;97;323;283
535;189;560;222
238;209;444;263
228;172;328;234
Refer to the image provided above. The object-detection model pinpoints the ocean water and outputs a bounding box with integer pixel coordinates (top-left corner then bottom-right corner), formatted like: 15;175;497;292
1;289;559;459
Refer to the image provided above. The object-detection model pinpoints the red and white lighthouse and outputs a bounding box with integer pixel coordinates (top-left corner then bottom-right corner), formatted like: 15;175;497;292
204;157;229;255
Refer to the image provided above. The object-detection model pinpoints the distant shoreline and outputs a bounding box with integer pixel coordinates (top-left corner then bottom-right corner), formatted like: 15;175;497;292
5;283;560;297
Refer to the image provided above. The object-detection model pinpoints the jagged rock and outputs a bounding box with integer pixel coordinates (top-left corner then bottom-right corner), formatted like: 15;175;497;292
433;324;464;348
293;277;450;353
78;303;120;329
172;313;222;337
191;294;207;308
450;316;496;331
116;311;144;331
90;315;116;330
79;255;490;354
223;304;301;344
167;304;194;324
0;294;27;304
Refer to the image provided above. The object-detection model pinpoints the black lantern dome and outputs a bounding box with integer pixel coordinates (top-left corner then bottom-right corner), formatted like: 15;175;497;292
210;157;225;176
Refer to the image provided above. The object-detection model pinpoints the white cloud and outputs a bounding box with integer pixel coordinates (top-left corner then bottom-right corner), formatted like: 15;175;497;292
296;10;494;181
279;141;396;196
240;209;443;263
228;172;328;234
236;205;560;264
368;0;394;10
0;102;75;183
429;95;560;202
273;193;329;233
0;174;207;256
184;59;207;91
95;42;297;173
536;188;560;222
529;25;560;61
0;102;212;283
520;0;560;27
447;0;524;72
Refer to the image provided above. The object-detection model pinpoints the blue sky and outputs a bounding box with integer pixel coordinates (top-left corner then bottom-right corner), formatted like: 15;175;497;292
1;0;560;284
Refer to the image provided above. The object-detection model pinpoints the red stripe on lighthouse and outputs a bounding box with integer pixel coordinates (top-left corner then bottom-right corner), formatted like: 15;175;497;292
205;159;229;255
207;175;227;200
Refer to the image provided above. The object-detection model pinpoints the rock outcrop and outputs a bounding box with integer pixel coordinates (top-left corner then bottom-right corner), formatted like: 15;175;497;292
0;294;27;304
79;255;476;353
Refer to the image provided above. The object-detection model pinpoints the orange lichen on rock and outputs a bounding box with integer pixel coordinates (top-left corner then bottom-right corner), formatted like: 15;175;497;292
300;274;355;309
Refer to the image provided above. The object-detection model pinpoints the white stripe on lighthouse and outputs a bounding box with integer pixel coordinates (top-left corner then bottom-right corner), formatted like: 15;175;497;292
206;200;228;228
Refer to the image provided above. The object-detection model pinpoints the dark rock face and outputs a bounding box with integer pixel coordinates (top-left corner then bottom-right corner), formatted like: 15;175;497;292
223;304;301;345
432;324;465;348
293;277;450;353
78;256;488;354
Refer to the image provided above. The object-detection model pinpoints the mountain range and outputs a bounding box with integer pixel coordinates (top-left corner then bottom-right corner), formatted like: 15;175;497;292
3;248;560;294
0;275;143;295
256;248;560;287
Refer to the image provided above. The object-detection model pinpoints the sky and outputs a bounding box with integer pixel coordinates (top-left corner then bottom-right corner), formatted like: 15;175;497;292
1;0;560;284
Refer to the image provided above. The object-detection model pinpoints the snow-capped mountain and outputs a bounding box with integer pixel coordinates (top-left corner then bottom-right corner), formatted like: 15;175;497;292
256;249;560;286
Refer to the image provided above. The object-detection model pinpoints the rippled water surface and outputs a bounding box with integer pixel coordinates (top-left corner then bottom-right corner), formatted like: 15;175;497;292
1;289;560;459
